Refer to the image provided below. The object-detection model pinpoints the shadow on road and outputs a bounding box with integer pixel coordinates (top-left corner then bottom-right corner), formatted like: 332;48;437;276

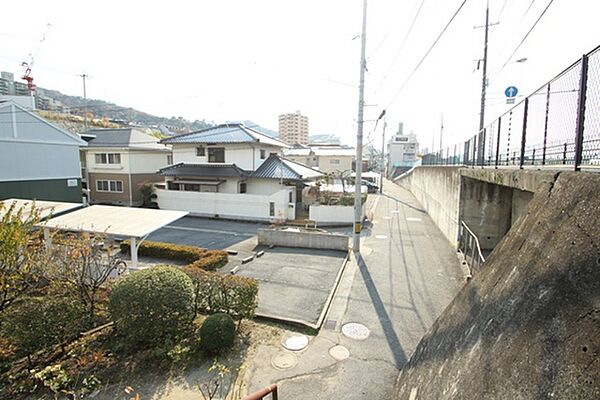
356;252;408;368
381;193;426;214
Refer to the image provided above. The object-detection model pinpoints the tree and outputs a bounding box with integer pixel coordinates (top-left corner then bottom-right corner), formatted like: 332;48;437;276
138;181;155;208
49;233;126;326
0;201;47;314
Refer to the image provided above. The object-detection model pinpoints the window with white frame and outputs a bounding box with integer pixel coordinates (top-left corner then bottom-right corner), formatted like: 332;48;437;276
196;146;205;156
96;180;123;192
260;149;266;159
95;153;121;164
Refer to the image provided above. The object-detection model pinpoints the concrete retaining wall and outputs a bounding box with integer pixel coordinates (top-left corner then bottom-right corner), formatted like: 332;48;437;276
395;166;462;247
309;204;365;226
393;172;600;399
257;228;349;251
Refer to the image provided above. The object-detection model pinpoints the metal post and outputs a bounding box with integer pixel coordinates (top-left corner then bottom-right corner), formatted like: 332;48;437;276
380;118;386;193
130;236;138;269
80;73;89;130
353;0;368;253
519;98;529;169
574;54;589;171
478;1;490;158
43;227;52;250
542;83;551;165
495;116;501;168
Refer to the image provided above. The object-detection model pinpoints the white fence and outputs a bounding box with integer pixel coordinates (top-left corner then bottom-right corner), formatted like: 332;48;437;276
156;188;293;222
309;204;365;226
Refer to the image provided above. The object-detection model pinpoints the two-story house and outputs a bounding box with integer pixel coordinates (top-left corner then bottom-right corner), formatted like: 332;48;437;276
82;128;171;206
155;123;322;221
284;144;357;174
0;100;86;202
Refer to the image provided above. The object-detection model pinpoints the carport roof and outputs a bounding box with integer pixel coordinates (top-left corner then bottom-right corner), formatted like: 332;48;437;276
42;205;188;238
0;198;83;221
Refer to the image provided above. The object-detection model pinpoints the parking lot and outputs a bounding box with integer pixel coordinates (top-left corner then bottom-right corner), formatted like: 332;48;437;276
148;216;349;327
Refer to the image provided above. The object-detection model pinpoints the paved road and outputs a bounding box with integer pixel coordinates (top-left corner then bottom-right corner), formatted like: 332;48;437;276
244;180;466;399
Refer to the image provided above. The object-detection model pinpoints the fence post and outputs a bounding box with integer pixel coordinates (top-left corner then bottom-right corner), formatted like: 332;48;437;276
495;117;501;168
574;54;589;171
519;98;529;169
542;83;551;165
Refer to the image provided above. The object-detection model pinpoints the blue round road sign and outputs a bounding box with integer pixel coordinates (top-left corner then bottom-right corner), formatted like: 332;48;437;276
505;86;518;98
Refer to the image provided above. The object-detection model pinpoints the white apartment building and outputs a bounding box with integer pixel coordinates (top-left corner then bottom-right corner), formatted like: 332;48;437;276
278;111;309;145
387;123;419;173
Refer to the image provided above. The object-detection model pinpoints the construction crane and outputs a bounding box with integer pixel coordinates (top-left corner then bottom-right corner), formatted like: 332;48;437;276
21;23;52;94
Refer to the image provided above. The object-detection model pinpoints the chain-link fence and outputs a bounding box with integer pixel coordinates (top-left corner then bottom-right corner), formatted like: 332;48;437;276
424;44;600;169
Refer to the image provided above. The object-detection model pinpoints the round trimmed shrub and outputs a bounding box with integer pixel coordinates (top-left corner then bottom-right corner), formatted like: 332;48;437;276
199;313;236;353
108;266;194;349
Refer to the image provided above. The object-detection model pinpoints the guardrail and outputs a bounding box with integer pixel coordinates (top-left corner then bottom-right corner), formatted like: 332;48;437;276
423;44;600;171
242;384;278;400
458;221;486;276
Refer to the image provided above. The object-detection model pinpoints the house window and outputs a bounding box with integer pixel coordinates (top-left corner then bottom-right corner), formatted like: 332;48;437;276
289;192;293;203
95;153;121;164
330;159;340;165
96;180;123;192
260;149;266;159
196;146;205;156
208;147;225;163
269;202;275;217
167;154;173;164
239;182;247;193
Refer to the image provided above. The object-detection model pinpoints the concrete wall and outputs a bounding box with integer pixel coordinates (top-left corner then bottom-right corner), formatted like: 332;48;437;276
156;188;293;222
309;204;366;226
393;172;600;399
258;228;349;251
396;166;462;247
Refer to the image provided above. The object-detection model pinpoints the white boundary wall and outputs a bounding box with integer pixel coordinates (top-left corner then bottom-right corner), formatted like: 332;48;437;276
309;204;366;226
156;188;292;222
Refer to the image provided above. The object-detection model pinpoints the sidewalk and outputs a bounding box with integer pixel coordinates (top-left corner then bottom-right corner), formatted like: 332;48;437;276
241;181;466;399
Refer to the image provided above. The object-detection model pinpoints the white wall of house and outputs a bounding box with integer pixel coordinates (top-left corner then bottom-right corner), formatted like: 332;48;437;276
0;103;83;181
309;204;366;226
86;148;130;174
129;151;171;174
246;179;285;195
172;143;281;171
156;187;293;221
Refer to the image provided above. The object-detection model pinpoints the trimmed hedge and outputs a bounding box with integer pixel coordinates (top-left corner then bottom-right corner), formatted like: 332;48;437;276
108;266;194;348
120;240;228;271
184;267;258;321
199;313;236;353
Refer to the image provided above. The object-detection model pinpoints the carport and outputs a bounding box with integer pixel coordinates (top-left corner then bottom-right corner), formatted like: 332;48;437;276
0;198;83;220
40;205;188;269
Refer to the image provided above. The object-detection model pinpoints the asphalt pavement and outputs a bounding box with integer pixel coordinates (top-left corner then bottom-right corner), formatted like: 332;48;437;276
243;180;466;399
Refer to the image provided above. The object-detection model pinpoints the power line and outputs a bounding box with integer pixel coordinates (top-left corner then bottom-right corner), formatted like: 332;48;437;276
375;0;427;92
384;0;469;109
497;0;555;73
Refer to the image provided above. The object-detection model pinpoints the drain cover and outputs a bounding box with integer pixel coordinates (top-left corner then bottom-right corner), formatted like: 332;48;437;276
342;323;370;340
282;335;309;351
329;345;350;361
271;352;298;370
375;235;388;240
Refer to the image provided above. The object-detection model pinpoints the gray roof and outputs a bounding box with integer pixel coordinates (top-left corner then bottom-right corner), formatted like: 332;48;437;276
161;123;287;148
85;128;169;151
252;155;323;181
159;163;249;178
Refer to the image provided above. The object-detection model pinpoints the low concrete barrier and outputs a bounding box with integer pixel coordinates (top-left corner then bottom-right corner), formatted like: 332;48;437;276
258;228;349;251
309;204;366;226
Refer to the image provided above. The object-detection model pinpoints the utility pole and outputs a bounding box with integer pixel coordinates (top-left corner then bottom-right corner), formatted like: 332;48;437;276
439;113;444;151
79;74;90;130
353;0;368;253
380;117;386;194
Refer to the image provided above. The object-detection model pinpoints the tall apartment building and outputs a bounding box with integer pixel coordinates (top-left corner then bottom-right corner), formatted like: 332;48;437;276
278;111;309;145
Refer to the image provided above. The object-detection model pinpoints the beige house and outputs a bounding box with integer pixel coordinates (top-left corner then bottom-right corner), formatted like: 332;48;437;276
82;128;171;206
284;145;356;174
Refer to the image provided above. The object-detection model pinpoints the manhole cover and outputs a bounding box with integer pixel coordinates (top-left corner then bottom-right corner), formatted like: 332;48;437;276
329;345;350;361
281;335;309;351
271;352;298;370
375;235;388;240
342;323;370;340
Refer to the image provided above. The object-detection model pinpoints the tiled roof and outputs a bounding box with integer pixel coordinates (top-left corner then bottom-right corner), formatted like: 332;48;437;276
161;123;287;148
251;155;322;181
85;128;169;151
158;163;249;178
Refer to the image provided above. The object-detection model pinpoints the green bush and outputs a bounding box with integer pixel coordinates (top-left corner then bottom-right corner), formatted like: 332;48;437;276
338;193;368;206
120;240;227;271
184;267;258;320
3;296;87;357
199;313;236;353
108;266;194;349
